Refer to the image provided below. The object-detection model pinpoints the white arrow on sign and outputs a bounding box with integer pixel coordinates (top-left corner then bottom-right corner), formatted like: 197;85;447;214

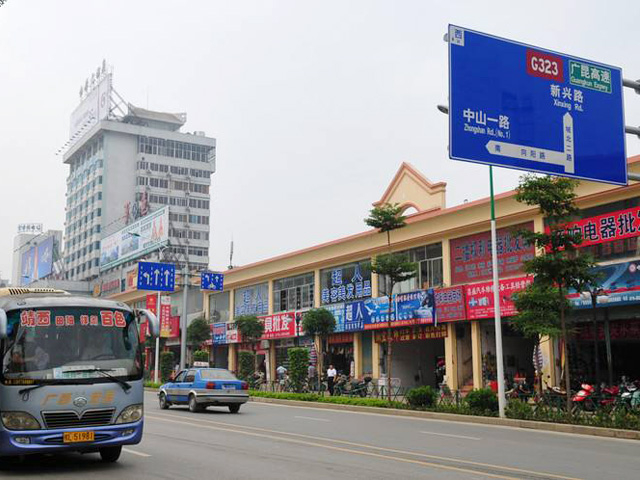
486;113;574;174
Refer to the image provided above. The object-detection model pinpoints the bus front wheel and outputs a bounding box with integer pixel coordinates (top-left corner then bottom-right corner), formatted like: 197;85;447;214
99;446;122;463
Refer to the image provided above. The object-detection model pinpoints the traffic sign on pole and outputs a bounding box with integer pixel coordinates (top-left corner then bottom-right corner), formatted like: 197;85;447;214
137;261;176;292
200;272;224;291
449;25;627;185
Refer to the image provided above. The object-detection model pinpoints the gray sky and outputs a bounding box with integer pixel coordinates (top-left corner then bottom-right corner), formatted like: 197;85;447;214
1;0;639;279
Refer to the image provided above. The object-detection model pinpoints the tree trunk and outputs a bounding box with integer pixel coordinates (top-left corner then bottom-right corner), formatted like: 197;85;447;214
315;334;323;393
387;328;393;403
559;288;572;413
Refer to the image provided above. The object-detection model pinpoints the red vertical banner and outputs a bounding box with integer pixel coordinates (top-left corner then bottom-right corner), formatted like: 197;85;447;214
169;316;180;338
159;296;172;338
146;294;158;316
139;321;148;343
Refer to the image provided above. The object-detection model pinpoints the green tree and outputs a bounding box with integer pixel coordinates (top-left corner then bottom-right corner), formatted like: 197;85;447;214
160;351;175;382
193;349;209;363
370;253;417;401
514;174;597;411
365;202;416;402
288;347;310;393
237;351;255;381
235;315;265;372
187;317;211;347
365;203;407;249
302;308;336;388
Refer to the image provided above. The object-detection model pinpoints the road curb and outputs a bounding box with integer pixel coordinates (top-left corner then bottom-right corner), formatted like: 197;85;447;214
249;397;640;440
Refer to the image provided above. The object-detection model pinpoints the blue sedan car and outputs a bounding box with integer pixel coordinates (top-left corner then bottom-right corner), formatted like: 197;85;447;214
158;368;249;413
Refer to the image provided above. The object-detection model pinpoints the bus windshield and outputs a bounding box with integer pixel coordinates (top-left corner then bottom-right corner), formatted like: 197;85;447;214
1;307;142;384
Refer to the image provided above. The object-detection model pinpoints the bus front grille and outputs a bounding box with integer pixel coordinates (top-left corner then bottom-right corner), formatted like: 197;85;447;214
42;408;116;429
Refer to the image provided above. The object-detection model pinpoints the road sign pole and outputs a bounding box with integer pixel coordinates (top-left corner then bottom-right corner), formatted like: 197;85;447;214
490;166;506;418
180;265;188;370
154;290;161;384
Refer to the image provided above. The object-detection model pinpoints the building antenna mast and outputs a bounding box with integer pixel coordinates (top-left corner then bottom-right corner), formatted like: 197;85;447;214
228;239;234;270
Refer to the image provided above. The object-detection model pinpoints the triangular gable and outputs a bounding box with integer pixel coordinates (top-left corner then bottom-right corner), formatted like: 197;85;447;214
373;162;447;213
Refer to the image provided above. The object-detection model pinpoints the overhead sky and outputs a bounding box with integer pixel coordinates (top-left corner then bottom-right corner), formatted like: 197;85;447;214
1;0;639;280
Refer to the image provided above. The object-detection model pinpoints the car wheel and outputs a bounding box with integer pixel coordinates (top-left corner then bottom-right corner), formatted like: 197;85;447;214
189;394;201;413
99;446;122;463
159;393;170;410
229;404;241;414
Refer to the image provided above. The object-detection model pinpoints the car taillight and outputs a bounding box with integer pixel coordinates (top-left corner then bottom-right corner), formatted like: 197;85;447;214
241;381;249;390
206;381;217;390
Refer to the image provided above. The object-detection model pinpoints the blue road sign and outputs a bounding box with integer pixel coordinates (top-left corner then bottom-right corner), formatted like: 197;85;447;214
137;261;176;291
448;25;627;185
201;272;224;291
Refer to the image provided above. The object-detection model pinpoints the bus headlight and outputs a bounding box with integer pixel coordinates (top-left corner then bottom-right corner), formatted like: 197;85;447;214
1;412;41;431
116;404;143;424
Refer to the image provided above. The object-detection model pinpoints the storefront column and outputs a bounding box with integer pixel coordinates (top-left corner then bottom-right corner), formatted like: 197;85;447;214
371;334;381;378
444;323;458;391
539;336;556;387
228;344;237;374
314;270;321;308
268;280;274;315
471;321;483;389
268;341;276;383
353;332;363;378
371;272;379;298
441;239;451;286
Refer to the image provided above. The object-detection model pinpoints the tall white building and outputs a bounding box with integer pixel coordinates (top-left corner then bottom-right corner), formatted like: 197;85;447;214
62;67;216;282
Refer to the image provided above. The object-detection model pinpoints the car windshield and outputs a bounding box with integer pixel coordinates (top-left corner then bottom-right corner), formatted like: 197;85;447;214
200;369;237;380
1;307;142;384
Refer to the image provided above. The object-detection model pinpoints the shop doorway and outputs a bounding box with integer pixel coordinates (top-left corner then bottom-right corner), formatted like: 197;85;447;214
481;321;536;389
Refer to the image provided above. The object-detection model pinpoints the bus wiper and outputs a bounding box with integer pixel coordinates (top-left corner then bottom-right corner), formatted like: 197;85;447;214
18;380;78;397
68;368;132;392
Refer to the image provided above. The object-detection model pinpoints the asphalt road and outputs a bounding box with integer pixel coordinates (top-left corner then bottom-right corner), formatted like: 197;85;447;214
3;391;640;479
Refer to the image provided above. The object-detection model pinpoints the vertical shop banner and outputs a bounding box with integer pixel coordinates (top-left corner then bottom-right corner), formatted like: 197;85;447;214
169;316;180;338
212;322;227;345
145;294;157;316
344;301;367;331
159;296;172;337
260;312;297;340
434;286;467;322
139;321;148;343
450;222;535;284
465;276;533;320
553;206;640;248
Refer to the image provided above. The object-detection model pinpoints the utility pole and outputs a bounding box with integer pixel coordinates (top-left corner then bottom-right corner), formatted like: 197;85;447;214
180;264;188;370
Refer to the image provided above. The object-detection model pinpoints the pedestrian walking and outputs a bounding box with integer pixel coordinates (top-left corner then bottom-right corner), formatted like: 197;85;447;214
327;364;337;396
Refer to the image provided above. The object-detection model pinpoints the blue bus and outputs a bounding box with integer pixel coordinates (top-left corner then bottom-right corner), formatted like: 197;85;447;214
0;288;158;462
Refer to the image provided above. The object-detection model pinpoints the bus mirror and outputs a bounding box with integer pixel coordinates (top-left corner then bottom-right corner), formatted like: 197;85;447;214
0;309;7;339
139;309;159;338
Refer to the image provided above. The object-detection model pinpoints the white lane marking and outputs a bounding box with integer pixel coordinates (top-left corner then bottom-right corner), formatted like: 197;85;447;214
246;401;640;444
294;415;330;422
123;447;152;457
420;430;481;441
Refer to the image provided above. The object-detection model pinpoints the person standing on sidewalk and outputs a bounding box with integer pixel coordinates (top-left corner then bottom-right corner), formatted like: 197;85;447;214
327;364;337;396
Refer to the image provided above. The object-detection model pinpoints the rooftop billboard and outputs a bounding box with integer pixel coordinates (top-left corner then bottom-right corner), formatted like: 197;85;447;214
100;207;169;271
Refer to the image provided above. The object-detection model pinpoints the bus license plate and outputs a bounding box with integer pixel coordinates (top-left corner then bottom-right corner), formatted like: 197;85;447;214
63;431;95;443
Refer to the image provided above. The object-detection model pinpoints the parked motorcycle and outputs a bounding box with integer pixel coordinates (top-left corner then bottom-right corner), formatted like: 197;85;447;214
572;383;596;413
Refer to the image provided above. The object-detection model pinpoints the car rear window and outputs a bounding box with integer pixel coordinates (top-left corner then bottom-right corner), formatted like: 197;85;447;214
200;369;237;380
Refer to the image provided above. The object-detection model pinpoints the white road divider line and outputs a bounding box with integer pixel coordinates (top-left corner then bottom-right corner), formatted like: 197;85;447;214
419;430;481;441
123;447;152;457
294;415;330;422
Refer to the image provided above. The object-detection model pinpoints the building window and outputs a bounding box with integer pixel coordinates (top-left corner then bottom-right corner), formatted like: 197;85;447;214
320;261;372;305
234;284;269;316
273;273;315;313
380;243;443;295
208;291;230;323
